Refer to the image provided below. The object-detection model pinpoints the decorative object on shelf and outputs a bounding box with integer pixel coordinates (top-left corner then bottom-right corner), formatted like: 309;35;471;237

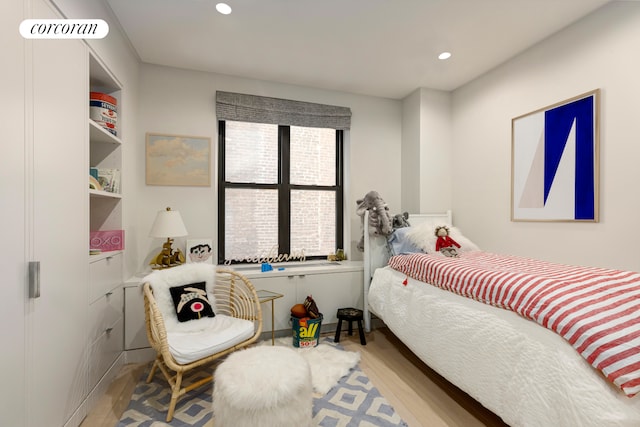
145;133;211;187
90;229;124;252
222;244;306;265
512;89;600;222
89;175;102;191
149;207;188;269
186;238;213;264
90;91;117;136
97;168;120;193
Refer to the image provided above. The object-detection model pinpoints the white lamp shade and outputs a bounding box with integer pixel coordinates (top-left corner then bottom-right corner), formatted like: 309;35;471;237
149;208;188;238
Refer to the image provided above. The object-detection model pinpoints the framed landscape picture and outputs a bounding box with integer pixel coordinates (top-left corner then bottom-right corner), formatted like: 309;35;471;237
146;133;211;186
511;89;600;222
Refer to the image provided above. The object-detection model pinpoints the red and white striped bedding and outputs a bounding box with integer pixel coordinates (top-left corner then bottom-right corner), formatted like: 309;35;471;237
388;251;640;397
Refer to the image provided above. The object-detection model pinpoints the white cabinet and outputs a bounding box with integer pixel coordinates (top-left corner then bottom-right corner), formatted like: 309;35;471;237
123;278;156;363
86;50;125;410
124;284;147;350
3;1;126;424
245;276;298;332
19;0;89;426
88;253;124;390
124;282;151;345
244;261;364;333
4;0;27;425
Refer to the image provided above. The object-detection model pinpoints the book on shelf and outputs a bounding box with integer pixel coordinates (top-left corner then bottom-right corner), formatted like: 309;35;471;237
97;168;121;193
90;230;124;251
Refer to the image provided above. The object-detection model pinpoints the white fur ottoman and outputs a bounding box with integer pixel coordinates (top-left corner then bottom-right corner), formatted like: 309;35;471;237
213;345;313;427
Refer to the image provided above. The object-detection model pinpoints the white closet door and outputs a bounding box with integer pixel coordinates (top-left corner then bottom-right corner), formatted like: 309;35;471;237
2;0;27;425
26;0;89;425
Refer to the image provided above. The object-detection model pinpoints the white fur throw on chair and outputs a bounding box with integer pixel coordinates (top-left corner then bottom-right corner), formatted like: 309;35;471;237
213;346;313;427
143;263;217;333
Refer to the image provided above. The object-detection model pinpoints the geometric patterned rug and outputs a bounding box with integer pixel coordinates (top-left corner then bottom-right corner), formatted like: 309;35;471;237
117;339;408;427
312;365;409;427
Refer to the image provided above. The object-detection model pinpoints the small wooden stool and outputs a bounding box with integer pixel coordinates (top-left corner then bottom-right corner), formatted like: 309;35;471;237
334;307;366;345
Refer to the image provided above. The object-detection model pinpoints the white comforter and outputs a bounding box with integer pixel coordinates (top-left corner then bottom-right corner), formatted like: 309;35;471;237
368;266;640;427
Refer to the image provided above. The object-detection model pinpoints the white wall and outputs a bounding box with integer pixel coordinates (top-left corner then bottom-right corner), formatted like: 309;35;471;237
401;90;421;213
451;1;640;271
419;88;452;213
402;88;453;214
134;64;403;269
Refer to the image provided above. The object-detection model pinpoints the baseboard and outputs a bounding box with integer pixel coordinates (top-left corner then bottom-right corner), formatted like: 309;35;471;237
68;352;126;427
63;400;88;427
370;316;385;330
87;352;126;409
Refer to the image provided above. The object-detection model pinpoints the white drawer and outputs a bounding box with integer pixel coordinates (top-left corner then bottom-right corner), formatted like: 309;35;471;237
88;316;123;389
88;287;123;345
89;253;123;303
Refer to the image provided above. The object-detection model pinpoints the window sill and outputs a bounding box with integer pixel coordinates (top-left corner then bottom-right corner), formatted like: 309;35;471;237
221;260;363;279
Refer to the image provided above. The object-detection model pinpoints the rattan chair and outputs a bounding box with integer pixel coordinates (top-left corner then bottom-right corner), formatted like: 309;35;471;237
143;264;263;421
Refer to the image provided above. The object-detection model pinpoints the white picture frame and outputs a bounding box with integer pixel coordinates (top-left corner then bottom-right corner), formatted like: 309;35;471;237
511;89;600;222
186;239;214;264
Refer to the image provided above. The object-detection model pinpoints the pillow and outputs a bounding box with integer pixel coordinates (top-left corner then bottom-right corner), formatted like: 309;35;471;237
405;223;480;254
387;227;425;256
169;281;216;322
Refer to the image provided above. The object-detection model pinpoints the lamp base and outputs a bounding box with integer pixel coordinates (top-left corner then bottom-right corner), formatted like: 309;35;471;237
150;238;186;269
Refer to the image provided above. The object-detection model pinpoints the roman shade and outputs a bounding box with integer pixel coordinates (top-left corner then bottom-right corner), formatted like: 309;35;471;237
216;91;351;130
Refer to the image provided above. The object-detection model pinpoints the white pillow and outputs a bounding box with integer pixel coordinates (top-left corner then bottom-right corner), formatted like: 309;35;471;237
405;223;479;254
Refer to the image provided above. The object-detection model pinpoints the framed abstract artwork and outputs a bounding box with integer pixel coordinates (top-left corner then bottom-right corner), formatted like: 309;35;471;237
511;89;600;222
146;133;211;186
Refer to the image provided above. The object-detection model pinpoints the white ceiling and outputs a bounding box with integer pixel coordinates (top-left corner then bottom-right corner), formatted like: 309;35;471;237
106;0;613;99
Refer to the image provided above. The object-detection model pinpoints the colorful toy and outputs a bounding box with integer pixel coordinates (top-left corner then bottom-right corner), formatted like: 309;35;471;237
435;225;460;257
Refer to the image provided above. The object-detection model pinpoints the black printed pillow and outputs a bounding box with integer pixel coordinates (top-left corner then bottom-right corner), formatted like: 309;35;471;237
169;282;215;322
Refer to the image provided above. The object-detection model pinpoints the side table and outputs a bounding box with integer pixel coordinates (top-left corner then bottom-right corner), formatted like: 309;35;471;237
256;289;284;345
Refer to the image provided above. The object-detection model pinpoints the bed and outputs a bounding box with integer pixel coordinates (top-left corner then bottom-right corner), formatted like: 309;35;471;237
363;211;640;427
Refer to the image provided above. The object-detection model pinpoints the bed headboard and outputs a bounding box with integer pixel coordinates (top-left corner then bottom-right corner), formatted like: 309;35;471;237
362;210;452;331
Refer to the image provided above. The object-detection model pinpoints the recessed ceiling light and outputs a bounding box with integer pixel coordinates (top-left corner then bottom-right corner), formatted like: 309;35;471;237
438;51;452;60
216;3;232;14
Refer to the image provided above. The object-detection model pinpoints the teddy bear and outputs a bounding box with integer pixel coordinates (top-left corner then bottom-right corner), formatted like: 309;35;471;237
434;225;460;257
356;190;393;251
392;212;410;229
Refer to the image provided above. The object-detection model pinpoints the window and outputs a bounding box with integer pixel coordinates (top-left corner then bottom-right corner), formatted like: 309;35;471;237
218;120;344;264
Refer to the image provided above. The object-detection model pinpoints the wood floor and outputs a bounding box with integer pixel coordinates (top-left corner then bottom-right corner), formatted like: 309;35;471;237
81;327;509;427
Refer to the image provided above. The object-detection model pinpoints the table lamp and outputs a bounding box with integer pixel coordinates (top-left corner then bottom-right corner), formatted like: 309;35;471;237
149;207;188;269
